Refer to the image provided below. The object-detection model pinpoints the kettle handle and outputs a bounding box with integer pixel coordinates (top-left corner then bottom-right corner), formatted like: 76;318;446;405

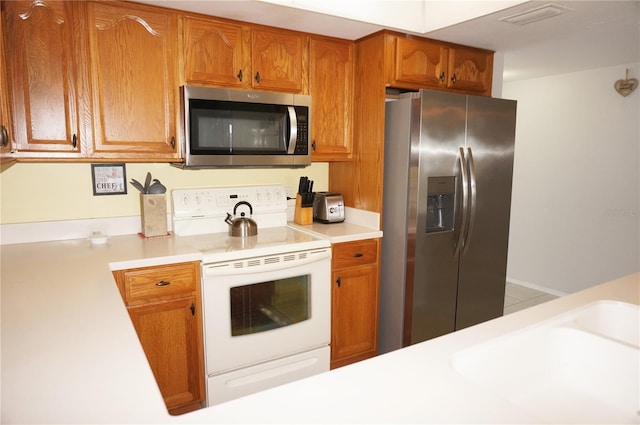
233;201;253;216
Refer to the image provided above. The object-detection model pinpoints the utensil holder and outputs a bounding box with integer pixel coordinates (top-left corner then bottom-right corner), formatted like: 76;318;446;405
140;194;168;237
294;194;313;225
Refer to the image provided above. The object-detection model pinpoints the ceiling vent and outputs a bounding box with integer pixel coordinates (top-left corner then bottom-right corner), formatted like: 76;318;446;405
499;3;572;26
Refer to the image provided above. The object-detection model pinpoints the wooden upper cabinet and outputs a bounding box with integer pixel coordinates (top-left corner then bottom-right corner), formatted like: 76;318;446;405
309;37;354;161
3;0;85;157
447;45;493;95
389;36;448;89
182;20;306;93
0;7;14;163
86;1;179;159
384;32;493;96
182;16;249;88
250;27;307;93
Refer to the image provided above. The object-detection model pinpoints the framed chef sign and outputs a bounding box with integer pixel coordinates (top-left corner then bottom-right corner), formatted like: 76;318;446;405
91;163;127;195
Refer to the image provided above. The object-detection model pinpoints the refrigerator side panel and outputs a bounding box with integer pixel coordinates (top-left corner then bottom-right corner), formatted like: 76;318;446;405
456;95;517;330
379;96;414;354
411;90;467;343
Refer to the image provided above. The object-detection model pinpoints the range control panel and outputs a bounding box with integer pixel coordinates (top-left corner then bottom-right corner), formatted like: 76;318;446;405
172;185;289;235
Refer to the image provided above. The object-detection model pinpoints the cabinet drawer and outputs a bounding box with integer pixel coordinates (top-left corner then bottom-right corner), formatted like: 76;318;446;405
332;239;378;269
120;263;198;306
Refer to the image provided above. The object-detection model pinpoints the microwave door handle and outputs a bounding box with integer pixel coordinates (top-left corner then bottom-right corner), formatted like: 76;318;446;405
286;106;297;154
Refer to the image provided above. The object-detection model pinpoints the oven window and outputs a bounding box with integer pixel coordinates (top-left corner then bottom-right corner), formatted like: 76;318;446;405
229;275;310;336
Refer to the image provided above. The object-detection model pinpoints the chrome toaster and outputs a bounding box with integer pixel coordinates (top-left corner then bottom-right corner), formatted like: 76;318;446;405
313;192;345;223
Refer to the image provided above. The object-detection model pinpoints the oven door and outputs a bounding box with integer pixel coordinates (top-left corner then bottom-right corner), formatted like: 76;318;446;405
201;248;331;375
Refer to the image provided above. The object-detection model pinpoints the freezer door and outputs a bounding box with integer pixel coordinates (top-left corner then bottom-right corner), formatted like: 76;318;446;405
409;91;466;344
455;95;517;330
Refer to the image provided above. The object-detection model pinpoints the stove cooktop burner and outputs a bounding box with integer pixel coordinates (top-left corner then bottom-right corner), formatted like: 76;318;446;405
178;226;329;264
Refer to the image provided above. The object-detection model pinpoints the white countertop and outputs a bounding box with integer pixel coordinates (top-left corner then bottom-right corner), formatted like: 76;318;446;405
288;206;383;243
1;226;638;423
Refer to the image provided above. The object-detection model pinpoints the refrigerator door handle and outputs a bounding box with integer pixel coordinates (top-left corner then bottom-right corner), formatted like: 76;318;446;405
462;147;478;255
454;147;469;257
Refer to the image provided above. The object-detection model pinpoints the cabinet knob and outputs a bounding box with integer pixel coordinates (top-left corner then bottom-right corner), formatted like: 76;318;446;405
439;72;446;82
255;71;261;84
190;303;195;316
170;136;175;149
336;277;341;287
0;125;8;147
451;73;457;84
237;69;243;82
311;140;316;151
72;134;77;149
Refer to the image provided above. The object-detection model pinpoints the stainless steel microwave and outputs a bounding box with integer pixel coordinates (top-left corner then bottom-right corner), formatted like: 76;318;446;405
174;86;311;168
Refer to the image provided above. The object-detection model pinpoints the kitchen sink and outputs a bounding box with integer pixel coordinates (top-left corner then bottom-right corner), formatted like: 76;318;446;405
451;301;640;424
566;300;639;346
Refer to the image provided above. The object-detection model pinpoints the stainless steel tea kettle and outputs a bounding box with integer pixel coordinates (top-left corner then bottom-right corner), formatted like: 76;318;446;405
225;201;258;237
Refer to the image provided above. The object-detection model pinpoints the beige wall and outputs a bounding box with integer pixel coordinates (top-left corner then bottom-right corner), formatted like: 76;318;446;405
0;162;328;224
504;63;640;294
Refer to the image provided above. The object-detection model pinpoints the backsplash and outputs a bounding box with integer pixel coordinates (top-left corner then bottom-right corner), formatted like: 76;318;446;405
0;204;378;245
0;162;329;224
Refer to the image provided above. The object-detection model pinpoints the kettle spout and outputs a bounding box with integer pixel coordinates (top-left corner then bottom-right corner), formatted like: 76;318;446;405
225;212;233;225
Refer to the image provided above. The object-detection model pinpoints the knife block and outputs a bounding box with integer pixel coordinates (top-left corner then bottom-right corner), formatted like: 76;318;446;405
294;194;313;225
140;194;168;237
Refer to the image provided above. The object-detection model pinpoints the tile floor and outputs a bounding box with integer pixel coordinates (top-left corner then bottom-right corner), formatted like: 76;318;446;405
504;282;559;315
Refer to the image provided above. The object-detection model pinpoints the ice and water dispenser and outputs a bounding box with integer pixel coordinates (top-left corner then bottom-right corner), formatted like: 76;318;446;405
425;176;455;233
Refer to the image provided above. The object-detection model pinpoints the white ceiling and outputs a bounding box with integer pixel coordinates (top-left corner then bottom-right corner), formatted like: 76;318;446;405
137;0;640;82
427;1;640;82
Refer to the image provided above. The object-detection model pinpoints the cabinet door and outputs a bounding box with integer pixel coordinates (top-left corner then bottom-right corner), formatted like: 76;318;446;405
182;16;249;88
128;296;204;414
3;0;84;157
251;28;306;93
0;7;14;162
87;1;179;159
447;46;493;95
391;36;448;89
331;264;379;368
309;37;353;161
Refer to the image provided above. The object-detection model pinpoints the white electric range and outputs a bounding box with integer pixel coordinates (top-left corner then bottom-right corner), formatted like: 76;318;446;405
172;185;331;406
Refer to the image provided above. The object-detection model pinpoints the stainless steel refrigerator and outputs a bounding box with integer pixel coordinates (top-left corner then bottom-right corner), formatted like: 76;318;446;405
379;89;517;354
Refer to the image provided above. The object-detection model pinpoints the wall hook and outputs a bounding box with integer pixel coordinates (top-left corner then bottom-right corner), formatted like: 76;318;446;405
614;68;638;97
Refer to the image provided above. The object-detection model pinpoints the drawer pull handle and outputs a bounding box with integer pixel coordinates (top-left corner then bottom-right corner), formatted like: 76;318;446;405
354;252;363;258
155;280;170;287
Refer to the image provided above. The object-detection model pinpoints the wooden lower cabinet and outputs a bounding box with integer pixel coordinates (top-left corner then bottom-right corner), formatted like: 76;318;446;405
112;261;204;415
330;238;380;369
